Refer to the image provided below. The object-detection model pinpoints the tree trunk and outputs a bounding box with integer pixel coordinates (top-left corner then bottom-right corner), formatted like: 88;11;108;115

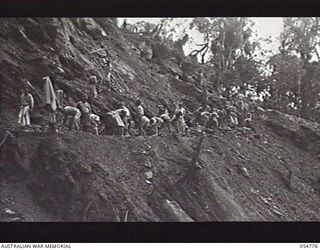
300;67;310;119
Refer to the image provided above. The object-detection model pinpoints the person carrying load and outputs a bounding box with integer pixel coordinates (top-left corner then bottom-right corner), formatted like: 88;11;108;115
107;108;126;136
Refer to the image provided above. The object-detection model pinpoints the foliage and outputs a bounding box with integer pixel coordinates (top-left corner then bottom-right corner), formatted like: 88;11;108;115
280;18;320;62
189;17;264;94
266;18;320;119
122;17;320;120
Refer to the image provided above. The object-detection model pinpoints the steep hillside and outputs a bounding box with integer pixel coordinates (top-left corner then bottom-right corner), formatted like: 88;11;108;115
1;18;320;221
0;18;203;131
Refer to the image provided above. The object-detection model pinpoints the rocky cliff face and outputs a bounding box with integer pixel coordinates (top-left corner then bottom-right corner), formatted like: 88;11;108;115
0;18;320;221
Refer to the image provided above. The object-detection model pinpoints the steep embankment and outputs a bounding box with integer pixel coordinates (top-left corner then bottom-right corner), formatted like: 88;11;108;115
1;112;320;221
0;18;320;221
0;18;202;131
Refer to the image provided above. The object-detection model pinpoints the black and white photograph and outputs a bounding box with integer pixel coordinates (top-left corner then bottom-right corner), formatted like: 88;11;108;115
1;16;320;229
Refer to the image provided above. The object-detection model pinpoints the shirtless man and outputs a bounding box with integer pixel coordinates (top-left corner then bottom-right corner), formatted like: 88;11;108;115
58;106;81;131
150;116;164;136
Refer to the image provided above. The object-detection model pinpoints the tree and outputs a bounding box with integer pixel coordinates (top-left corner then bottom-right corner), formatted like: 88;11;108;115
189;17;261;95
126;18;188;43
267;54;304;113
132;20;158;35
123;18;266;99
277;17;320;118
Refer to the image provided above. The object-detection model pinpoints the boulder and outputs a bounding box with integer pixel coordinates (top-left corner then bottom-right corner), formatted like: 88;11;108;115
76;18;107;39
262;109;320;152
144;171;153;180
162;199;194;222
138;41;153;59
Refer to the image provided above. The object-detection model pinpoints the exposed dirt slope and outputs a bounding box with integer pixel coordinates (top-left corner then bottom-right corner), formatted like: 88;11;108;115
0;18;320;221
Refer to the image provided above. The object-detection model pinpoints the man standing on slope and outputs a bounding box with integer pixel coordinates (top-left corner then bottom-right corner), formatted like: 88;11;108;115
56;88;66;109
120;102;131;136
18;85;34;130
158;104;171;133
172;102;187;136
135;99;149;136
89;75;99;99
76;94;92;132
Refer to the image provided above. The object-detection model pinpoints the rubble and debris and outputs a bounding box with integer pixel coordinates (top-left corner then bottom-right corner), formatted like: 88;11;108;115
239;166;250;178
5;208;16;215
145;171;153;180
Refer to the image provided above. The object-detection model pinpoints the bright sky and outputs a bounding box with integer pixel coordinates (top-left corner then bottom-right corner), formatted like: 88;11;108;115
251;17;283;51
118;17;284;58
251;18;283;40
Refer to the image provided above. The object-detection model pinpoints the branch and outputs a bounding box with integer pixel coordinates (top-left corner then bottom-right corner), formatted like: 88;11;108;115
0;131;13;148
189;43;209;56
189;36;210;47
194;42;209;47
201;44;209;56
313;44;320;61
200;44;210;63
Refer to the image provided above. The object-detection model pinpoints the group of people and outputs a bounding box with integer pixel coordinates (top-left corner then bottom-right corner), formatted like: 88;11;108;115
132;100;188;137
101;91;255;137
17;76;99;134
191;93;255;133
17;75;256;137
17;39;256;137
17;42;114;134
